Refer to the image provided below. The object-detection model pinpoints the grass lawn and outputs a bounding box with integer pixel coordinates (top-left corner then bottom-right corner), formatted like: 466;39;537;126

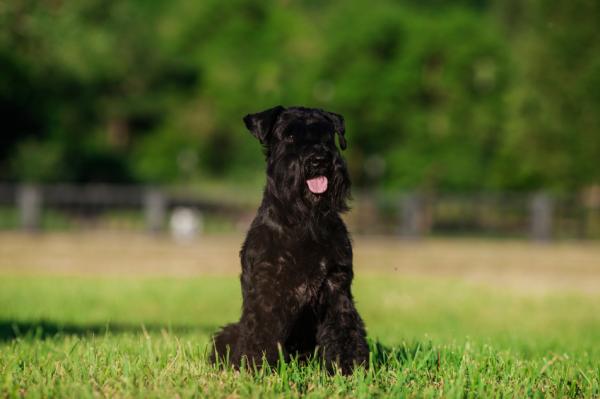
1;234;600;397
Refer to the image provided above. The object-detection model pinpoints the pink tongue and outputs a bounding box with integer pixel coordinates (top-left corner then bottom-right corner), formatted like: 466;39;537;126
306;176;328;194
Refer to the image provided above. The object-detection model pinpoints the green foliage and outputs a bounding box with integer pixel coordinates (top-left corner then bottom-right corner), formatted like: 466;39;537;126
131;129;199;183
0;0;598;191
320;5;510;189
0;275;599;397
9;139;65;182
492;0;600;190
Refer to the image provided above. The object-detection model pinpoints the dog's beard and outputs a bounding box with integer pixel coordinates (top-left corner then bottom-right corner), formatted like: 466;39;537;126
265;155;350;235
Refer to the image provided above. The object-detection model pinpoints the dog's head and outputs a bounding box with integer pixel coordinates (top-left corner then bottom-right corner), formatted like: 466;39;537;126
244;105;351;217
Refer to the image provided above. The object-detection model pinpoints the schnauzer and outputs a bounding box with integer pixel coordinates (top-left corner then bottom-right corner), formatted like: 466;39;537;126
210;106;369;374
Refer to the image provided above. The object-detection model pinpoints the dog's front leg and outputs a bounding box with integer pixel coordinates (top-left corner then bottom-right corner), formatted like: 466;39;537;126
317;273;369;375
235;263;299;369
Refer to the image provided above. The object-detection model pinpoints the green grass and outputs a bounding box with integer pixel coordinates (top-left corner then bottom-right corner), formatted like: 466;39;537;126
1;275;599;398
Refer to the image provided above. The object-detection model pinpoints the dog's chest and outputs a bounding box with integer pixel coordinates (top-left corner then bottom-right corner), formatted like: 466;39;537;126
281;252;329;307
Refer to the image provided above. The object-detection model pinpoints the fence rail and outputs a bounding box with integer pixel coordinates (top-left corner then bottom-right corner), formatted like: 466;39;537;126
1;183;599;240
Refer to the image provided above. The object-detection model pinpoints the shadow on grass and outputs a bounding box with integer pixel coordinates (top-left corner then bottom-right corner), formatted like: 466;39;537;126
1;322;440;374
0;319;218;342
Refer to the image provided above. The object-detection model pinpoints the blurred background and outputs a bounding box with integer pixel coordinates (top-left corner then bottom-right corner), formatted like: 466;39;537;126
0;0;599;239
0;0;600;397
2;4;600;396
0;0;600;240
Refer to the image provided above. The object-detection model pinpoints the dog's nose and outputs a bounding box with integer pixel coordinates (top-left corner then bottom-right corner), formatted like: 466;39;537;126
310;154;327;168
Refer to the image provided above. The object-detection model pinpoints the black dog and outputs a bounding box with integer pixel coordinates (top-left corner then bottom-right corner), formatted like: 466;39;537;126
210;106;368;374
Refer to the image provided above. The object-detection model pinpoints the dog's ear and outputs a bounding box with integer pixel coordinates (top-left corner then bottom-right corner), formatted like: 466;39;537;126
243;106;285;144
324;111;347;150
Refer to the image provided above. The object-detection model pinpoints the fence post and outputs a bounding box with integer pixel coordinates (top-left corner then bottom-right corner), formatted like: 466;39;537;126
530;192;553;242
144;189;166;233
401;192;424;239
18;184;42;232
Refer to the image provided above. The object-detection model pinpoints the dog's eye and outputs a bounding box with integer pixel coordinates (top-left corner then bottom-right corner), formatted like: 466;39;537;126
285;134;295;143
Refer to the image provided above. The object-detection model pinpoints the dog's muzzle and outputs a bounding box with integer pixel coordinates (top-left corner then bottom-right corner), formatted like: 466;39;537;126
305;153;331;194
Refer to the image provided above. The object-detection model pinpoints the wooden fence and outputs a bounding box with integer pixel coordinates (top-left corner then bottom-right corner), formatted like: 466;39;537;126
1;184;599;240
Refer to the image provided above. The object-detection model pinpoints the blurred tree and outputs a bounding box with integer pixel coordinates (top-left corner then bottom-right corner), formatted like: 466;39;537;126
0;0;597;192
492;0;600;191
316;2;510;191
0;0;197;182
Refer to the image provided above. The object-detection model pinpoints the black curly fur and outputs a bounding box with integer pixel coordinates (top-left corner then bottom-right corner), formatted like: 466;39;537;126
210;106;369;375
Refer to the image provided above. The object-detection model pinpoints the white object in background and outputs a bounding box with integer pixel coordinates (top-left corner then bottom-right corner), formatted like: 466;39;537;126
169;207;202;242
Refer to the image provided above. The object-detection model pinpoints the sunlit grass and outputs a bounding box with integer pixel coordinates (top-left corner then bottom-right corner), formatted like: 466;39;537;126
1;274;599;397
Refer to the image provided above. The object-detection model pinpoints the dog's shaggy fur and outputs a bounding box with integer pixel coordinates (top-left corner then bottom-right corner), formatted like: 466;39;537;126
210;106;368;374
